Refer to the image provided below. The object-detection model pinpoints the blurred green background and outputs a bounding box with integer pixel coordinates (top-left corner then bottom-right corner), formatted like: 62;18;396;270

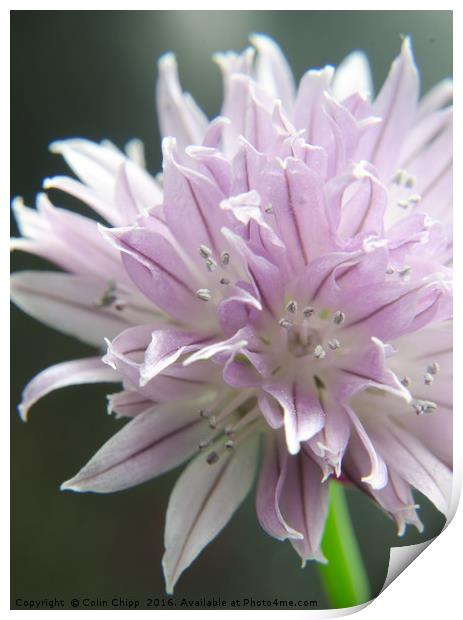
11;10;451;610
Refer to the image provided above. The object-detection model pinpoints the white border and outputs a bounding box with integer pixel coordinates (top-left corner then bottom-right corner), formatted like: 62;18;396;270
4;3;460;617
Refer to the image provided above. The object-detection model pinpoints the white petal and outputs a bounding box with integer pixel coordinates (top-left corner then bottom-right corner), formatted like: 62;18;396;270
156;53;208;149
11;271;134;347
19;357;119;421
61;402;206;493
250;33;296;112
162;434;259;593
332;50;373;101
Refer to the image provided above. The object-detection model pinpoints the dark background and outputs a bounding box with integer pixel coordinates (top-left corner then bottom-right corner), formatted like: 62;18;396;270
11;10;452;609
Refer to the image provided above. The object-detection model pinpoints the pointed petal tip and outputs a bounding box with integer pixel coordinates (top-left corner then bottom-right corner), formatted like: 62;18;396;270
11;195;25;212
158;51;176;70
42;177;56;190
17;402;28;423
60;479;81;492
49;140;65;154
162;556;176;595
249;32;275;48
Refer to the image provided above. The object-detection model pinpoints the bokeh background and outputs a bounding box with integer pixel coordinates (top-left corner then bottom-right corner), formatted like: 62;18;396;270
11;10;452;610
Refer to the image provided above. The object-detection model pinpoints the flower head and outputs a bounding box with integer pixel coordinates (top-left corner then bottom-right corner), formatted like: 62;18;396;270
12;34;452;592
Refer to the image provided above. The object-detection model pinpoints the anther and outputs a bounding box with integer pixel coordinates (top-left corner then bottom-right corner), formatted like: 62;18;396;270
199;244;213;259
303;306;314;318
401;376;412;387
424;373;434;386
286;300;298;314
279;318;292;329
328;339;341;350
265;204;274;214
333;311;345;325
196;288;212;302
314;345;326;360
405;175;417;189
398;266;412;279
220;277;230;285
224;425;234;436
206;451;219;464
408;194;421;204
427;362;440;375
220;251;230;266
206;258;217;272
208;416;217;429
412;399;437;415
397;199;409;209
199;440;211;450
199;409;210;419
386;266;395;275
225;440;235;450
392;169;406;185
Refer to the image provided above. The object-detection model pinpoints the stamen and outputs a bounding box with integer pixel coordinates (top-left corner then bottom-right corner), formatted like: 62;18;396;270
279;318;292;329
225;440;235;450
199;244;213;259
265;203;274;214
286;300;298;314
208;415;217;429
94;282;117;308
226;408;261;437
220;277;230;285
206;258;217;272
392;169;406;185
199;440;211;450
206;451;219;464
196;288;212;301
401;376;412;387
303;306;314;318
313;345;326;360
199;409;210;419
424;373;434;386
386;266;395;275
220;251;230;266
408;194;421;204
398;266;412;279
427;362;440;375
212;390;253;428
412;399;437;415
333;310;346;325
405;175;417;189
397;199;409;209
328;339;341;350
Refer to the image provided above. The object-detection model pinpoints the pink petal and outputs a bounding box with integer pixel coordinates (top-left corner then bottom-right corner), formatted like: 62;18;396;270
357;37;419;180
279;451;329;563
263;380;325;455
256;433;303;541
344;405;388;490
101;224;208;323
293;65;335;148
140;329;213;386
250;34;296;113
369;419;452;517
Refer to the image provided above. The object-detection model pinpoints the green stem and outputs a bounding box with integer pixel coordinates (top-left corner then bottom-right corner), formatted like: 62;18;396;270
319;480;370;608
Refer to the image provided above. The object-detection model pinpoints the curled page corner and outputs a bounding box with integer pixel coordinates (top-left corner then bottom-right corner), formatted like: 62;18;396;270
381;537;436;593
